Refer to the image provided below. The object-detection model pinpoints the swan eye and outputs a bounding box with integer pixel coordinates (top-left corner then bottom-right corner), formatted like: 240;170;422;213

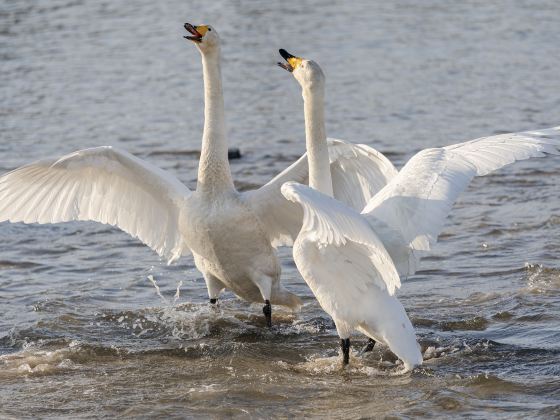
208;28;212;31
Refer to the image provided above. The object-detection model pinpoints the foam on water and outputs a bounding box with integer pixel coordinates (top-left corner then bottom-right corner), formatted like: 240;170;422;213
1;346;76;378
523;263;560;294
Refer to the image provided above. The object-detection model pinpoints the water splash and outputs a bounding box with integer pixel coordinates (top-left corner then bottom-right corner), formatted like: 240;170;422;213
147;275;185;308
147;275;169;306
173;280;183;306
523;263;560;293
287;353;413;377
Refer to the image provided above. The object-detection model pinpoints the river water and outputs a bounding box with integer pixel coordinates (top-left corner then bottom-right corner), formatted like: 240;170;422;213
1;0;560;418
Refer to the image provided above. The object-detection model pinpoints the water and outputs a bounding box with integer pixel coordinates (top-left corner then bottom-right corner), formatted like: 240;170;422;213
1;0;560;417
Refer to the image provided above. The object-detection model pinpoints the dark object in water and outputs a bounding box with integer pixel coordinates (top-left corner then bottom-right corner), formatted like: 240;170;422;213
148;147;242;160
228;148;242;160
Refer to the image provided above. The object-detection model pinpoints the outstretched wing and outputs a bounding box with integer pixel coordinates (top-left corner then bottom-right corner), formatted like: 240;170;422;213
327;138;398;211
363;126;560;277
245;139;396;247
0;146;191;263
281;182;400;295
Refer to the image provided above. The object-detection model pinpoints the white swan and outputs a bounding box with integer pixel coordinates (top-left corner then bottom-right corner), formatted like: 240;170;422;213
276;49;560;369
0;24;395;327
277;50;421;369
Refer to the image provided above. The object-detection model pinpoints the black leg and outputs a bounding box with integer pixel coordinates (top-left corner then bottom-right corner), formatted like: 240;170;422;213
209;298;217;304
263;299;272;328
362;338;376;353
341;338;351;365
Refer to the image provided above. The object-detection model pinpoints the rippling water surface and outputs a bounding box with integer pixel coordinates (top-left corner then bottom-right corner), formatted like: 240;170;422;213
1;0;560;418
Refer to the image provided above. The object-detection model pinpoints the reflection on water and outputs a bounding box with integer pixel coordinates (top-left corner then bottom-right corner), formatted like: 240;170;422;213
1;0;560;417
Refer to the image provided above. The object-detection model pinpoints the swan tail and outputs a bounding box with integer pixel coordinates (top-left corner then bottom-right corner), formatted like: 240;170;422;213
271;288;303;311
357;322;422;371
356;294;423;370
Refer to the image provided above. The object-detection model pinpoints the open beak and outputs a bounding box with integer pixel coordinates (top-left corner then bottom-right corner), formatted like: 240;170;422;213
184;23;203;43
277;49;296;72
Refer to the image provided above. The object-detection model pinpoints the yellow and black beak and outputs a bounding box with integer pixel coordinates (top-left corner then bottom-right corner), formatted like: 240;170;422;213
184;23;208;43
277;49;303;72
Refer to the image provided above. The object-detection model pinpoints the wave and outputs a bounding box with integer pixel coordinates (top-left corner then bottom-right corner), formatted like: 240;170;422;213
523;263;560;294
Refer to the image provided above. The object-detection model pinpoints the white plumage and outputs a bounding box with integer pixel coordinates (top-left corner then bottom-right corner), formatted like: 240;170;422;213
281;182;400;294
0;146;189;263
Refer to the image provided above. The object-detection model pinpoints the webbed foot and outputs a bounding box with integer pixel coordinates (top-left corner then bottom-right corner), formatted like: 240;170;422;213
359;338;376;355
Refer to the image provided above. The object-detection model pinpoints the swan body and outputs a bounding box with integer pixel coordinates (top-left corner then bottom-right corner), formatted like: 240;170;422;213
277;49;560;369
0;25;397;324
283;183;422;369
185;186;301;307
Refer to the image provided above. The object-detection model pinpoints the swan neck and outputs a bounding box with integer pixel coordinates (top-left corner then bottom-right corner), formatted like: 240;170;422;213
303;87;333;197
197;49;234;193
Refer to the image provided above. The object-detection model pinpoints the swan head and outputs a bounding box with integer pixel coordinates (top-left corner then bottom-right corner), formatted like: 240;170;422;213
277;49;325;91
184;23;219;52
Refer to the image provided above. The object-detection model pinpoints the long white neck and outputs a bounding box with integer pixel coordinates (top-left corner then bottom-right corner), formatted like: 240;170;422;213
303;86;333;197
196;48;234;193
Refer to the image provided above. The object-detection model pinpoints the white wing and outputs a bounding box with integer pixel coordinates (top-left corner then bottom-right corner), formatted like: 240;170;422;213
0;146;191;263
327;138;398;211
243;153;309;247
281;182;400;295
363;126;560;277
245;139;396;247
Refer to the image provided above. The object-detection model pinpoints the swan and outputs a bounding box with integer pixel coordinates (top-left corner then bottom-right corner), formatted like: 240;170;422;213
277;50;421;369
0;24;396;328
276;49;560;369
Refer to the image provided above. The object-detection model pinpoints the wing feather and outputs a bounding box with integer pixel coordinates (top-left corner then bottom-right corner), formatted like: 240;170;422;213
363;126;560;277
0;146;191;263
281;182;401;295
327;139;398;211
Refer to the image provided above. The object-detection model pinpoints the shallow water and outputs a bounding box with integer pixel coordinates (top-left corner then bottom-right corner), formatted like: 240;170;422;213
1;0;560;418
